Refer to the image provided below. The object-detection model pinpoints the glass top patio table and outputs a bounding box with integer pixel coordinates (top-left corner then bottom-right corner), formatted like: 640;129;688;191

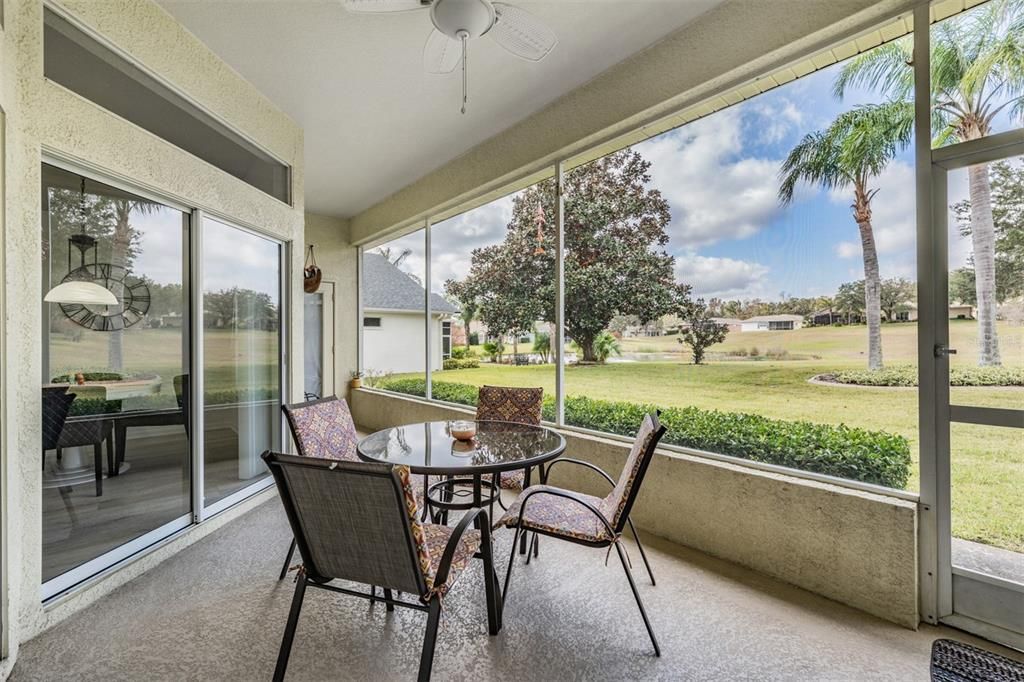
356;420;565;476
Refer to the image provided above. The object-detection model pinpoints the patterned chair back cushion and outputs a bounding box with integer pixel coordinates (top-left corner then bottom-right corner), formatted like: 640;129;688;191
282;396;359;461
264;453;427;595
599;413;666;532
475;385;543;425
42;387;76;452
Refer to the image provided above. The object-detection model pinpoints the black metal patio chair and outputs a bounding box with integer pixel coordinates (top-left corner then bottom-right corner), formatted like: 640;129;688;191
278;396;362;579
497;411;666;656
263;451;502;682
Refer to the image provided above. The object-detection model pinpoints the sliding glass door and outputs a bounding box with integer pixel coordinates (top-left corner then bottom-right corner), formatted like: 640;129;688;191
40;163;192;595
40;164;288;597
201;217;283;510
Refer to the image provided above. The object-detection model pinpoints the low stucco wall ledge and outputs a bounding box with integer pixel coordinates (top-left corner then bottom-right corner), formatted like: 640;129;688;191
350;388;919;629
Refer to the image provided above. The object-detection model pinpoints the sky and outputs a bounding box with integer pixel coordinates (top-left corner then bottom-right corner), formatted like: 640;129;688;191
131;211;281;298
381;45;1002;305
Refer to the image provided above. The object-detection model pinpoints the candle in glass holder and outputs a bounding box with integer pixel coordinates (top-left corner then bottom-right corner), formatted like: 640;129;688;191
450;420;477;441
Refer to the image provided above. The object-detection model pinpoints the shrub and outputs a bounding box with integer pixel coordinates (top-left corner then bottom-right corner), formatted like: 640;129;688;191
375;378;911;488
468;332;480;346
442;358;480;370
749;346;760;357
449;347;477;360
51;371;125;383
481;341;504;362
765;347;790;360
63;386;280;417
827;365;1024;387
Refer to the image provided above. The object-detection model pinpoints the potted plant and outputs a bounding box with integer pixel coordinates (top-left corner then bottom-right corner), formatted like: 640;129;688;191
349;370;363;390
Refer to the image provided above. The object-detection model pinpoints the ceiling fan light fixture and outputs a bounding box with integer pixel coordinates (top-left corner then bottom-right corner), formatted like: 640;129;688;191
430;0;495;39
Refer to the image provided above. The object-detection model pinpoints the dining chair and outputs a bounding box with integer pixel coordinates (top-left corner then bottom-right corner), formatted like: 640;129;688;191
263;452;501;682
497;411;666;656
475;384;543;495
278;395;362;579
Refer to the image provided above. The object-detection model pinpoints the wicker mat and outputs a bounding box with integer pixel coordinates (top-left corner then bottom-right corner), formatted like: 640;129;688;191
932;639;1024;682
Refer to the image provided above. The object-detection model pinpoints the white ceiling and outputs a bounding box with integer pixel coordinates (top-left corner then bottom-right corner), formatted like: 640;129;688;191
157;0;724;218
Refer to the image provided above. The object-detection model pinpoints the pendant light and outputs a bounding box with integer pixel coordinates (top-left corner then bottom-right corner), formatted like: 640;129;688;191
44;178;117;306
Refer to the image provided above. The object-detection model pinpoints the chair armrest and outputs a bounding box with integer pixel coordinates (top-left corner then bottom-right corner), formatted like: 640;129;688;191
516;487;616;540
434;507;490;588
542;458;616;488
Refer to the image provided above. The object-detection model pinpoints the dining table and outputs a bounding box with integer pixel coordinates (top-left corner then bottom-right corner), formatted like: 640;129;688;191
356;419;566;530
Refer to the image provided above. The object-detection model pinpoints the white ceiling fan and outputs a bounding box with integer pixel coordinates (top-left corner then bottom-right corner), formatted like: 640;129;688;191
342;0;558;114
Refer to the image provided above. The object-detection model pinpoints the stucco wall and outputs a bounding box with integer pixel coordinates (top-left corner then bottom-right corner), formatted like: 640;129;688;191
0;0;304;670
304;213;357;399
350;389;920;629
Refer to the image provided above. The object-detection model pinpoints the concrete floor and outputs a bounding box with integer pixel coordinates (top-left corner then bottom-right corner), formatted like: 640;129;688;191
12;497;1023;681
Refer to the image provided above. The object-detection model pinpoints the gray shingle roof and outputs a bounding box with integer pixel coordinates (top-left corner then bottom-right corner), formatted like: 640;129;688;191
362;252;459;314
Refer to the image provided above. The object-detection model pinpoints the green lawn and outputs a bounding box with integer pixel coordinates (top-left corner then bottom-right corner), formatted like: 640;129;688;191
433;320;1023;552
49;327;279;407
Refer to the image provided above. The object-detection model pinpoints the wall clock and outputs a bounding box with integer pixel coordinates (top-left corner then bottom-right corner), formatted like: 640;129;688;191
59;263;151;332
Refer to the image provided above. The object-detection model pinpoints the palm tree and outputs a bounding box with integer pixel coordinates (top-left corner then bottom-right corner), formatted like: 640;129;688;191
376;245;412;268
817;295;838;325
833;0;1024;365
779;101;913;370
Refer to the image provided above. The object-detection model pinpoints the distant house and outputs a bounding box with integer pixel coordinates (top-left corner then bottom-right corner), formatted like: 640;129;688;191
362;253;459;374
710;317;743;332
810;309;841;326
894;304;974;322
739;314;804;332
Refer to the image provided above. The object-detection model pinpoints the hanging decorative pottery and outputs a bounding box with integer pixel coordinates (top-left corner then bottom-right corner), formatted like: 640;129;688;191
303;244;322;293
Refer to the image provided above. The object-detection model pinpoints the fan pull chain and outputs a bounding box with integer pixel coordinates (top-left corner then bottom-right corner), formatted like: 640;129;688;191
460;30;468;115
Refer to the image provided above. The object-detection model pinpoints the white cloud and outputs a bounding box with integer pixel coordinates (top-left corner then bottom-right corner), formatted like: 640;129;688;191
429;196;513;291
674;253;769;298
749;97;804;145
636;106;785;249
835;241;860;259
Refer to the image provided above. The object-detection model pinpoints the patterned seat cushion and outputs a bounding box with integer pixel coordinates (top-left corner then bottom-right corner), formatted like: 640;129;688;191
497;485;614;543
397;466;480;598
284;397;359;461
475;385;543;425
599;413;660;528
422;523;482;597
476;386;542;492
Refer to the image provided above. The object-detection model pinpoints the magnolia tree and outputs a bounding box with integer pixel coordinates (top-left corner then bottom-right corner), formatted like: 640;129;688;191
447;149;691;362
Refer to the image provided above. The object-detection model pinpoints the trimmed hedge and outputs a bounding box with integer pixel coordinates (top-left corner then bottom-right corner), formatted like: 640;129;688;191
51;371;125;383
442;358;480;370
375;377;911;488
65;387;278;417
826;365;1024;387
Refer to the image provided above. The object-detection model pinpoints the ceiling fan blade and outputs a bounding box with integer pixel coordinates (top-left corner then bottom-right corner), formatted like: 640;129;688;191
490;3;557;62
341;0;429;14
423;28;462;74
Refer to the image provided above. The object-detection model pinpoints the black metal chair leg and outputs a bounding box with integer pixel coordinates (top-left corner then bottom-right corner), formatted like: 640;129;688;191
273;574;307;682
482;538;500;635
93;443;103;497
519;469;532;555
628;518;656;586
614;542;660;657
383;588;395;612
502;527;522;606
279;539;296;581
417;599;443;682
